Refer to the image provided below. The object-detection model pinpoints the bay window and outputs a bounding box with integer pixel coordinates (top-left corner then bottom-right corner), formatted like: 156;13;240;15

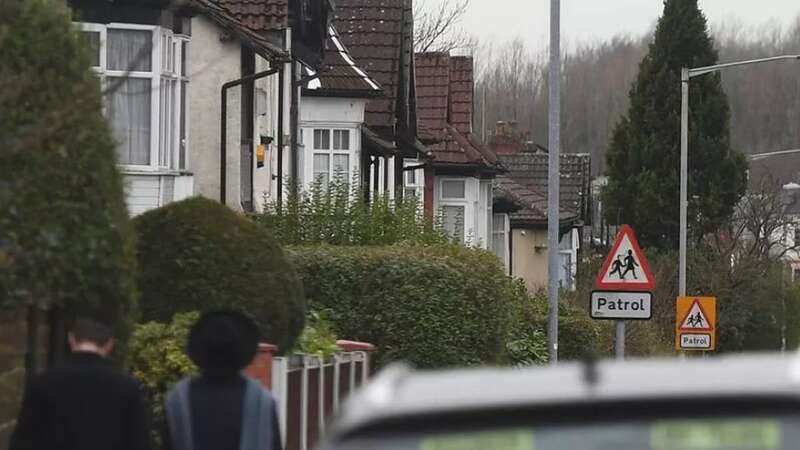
79;23;188;171
312;128;352;187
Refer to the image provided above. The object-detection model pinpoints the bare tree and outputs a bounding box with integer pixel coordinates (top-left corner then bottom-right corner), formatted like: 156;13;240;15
414;0;476;53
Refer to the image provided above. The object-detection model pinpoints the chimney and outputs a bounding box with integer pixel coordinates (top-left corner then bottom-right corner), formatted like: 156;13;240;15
448;56;474;134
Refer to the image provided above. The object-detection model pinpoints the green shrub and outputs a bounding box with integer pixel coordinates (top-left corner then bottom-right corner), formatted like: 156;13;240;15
133;197;305;351
0;0;136;337
128;312;197;449
294;311;341;357
258;177;448;246
288;244;521;368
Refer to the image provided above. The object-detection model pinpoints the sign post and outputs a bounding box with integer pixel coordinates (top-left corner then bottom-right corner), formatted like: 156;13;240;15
675;296;716;352
591;225;655;360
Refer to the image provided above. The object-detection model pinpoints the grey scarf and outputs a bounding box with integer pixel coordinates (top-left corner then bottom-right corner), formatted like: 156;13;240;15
165;376;276;450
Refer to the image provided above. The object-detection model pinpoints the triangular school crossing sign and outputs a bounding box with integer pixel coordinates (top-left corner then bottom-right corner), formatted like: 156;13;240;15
595;225;655;291
678;299;713;332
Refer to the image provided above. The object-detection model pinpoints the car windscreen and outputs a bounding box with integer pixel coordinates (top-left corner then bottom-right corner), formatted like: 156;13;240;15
332;415;799;450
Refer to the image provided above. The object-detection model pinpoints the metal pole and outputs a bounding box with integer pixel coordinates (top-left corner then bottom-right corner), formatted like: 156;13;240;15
679;68;689;297
615;321;625;360
547;0;561;364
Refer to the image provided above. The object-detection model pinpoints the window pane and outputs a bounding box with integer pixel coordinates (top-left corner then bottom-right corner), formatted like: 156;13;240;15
493;214;505;231
106;77;151;165
404;188;418;200
442;205;465;243
179;80;187;169
80;31;101;67
181;41;188;76
313;154;330;187
313;129;330;150
406;168;417;185
107;29;152;71
333;154;349;180
441;180;466;199
333;130;350;150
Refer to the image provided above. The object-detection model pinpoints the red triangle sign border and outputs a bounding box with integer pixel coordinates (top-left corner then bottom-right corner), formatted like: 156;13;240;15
678;299;713;332
595;225;656;291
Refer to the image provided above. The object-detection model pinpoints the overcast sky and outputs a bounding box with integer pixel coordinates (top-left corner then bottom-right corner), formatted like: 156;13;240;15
423;0;800;51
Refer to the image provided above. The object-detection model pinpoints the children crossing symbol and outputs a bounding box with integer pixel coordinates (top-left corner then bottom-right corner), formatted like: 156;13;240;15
596;225;655;291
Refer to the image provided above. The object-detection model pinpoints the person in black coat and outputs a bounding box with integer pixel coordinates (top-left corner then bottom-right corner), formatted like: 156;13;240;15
163;310;283;450
9;318;150;450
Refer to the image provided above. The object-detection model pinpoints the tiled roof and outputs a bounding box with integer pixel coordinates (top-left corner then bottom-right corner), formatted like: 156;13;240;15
216;0;288;32
494;175;576;224
497;152;591;219
416;52;497;170
303;26;382;97
333;0;406;131
448;56;472;134
192;0;288;59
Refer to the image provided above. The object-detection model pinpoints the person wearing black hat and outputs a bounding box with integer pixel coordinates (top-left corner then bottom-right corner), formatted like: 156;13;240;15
163;310;283;450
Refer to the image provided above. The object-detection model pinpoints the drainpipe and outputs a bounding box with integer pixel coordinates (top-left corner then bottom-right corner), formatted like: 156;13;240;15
290;61;299;194
220;67;282;205
276;67;285;211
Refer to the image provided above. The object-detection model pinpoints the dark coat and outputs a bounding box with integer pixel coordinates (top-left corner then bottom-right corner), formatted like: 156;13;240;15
9;351;150;450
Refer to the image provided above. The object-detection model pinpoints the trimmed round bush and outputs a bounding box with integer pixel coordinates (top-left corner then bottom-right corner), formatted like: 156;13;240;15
0;0;136;334
288;244;520;368
133;197;305;351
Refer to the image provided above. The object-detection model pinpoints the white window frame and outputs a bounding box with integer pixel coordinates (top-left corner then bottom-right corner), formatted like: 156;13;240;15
79;22;188;173
403;159;424;201
492;213;510;271
439;177;469;243
307;126;358;187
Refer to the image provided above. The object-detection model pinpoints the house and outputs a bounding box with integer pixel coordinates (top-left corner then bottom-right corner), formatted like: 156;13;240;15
69;0;331;215
488;122;592;291
415;52;502;247
299;26;382;191
331;0;428;199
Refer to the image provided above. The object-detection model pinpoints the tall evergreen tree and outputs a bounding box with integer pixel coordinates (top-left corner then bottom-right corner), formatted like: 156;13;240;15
603;0;747;249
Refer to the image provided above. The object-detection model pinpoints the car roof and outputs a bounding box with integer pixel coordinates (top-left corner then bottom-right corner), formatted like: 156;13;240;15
332;353;800;436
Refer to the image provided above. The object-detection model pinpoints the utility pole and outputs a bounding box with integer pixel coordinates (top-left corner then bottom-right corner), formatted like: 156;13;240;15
547;0;561;364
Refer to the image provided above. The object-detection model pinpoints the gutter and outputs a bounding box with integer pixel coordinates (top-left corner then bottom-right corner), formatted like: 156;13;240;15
220;67;282;204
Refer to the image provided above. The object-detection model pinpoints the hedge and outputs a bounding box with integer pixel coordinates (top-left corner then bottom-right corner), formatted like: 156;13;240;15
133;197;305;351
287;244;524;368
0;0;136;333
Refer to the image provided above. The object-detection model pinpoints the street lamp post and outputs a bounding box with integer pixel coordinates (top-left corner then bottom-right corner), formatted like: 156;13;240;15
679;55;800;297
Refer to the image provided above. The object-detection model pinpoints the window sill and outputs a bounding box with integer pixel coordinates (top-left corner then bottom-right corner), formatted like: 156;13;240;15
119;167;193;177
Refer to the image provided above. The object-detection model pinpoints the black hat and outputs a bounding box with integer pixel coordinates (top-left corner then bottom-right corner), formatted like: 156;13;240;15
188;310;261;376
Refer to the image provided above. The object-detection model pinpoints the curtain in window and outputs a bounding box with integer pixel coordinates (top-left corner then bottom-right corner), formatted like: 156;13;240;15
107;77;151;165
332;154;349;181
442;205;465;243
442;180;466;199
313;154;330;187
492;214;506;262
107;29;152;71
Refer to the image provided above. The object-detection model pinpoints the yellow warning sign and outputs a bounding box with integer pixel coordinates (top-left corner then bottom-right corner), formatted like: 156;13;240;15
675;296;716;351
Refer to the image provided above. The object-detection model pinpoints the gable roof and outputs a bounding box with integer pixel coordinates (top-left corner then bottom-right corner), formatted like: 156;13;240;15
416;52;498;171
494;152;591;226
192;0;288;60
332;0;408;134
303;26;382;98
494;175;577;225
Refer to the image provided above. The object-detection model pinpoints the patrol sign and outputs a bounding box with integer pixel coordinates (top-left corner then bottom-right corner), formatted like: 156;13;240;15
675;296;716;351
591;291;652;320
